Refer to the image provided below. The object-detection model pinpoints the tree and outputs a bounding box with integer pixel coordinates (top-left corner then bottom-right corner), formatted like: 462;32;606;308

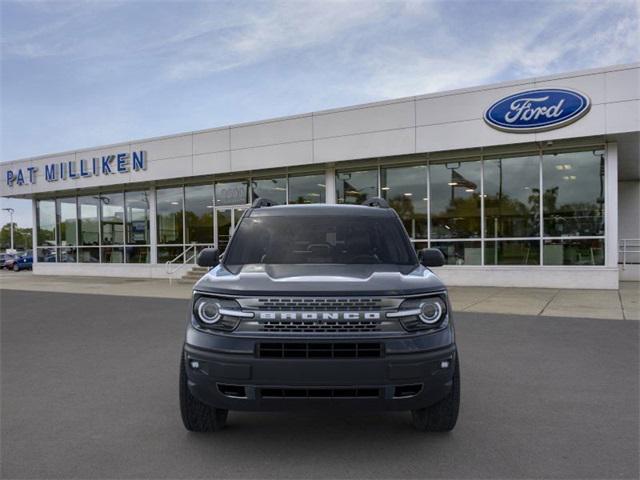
0;223;32;251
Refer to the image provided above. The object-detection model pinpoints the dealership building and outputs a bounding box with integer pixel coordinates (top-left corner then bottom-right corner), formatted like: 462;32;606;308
1;63;638;289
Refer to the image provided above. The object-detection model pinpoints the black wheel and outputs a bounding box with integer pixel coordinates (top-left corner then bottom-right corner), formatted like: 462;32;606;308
179;353;228;432
411;356;460;432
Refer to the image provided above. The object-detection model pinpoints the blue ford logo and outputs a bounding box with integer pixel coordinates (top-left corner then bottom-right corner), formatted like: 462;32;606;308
484;88;591;133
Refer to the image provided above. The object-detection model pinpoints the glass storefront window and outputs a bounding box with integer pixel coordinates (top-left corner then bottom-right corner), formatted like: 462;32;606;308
77;196;100;246
336;169;378;204
77;247;99;263
431;241;482;265
485;240;540;265
543;238;604;265
252;177;287;204
484;155;540;238
430;160;481;239
157;246;184;264
185;184;214;244
125;191;150;245
126;246;150;264
37;246;57;262
101;246;124;263
36;199;56;246
56;197;77;246
381;165;428;239
58;246;76;263
100;192;124;245
156;187;183;244
542;150;605;237
215;180;248;206
288;173;325;204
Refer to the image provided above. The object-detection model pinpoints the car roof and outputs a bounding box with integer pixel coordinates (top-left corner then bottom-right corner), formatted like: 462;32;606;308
247;203;395;217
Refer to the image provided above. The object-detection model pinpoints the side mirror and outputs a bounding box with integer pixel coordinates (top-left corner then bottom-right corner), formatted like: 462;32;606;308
419;248;445;267
197;248;220;268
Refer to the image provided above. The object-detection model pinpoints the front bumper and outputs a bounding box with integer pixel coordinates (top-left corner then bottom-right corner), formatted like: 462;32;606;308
183;326;457;412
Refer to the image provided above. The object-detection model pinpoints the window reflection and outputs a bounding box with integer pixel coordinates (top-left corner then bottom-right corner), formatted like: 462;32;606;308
288;173;325;204
252;177;287;204
78;196;100;246
185;184;214;244
100;193;124;245
125;191;150;245
484;155;540;238
542;150;605;237
431;241;482;265
485;240;540;265
381;165;428;239
543;238;604;265
336;169;378;204
430;160;481;238
56;198;77;246
36;200;56;246
156;187;183;244
215;180;248;206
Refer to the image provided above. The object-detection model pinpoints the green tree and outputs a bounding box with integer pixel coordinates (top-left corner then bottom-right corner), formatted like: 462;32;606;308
0;223;32;251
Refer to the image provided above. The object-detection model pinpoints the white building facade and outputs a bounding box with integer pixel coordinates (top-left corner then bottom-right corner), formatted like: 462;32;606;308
2;63;639;289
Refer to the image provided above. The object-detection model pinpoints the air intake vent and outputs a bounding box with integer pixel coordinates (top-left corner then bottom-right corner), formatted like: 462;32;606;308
258;342;383;359
260;387;380;398
260;320;381;333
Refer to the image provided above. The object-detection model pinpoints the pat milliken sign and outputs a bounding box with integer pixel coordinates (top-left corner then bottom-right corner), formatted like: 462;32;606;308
484;88;591;133
5;151;147;187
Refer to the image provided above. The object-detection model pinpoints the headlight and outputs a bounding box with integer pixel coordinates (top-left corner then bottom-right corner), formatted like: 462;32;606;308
196;298;221;324
418;298;445;324
192;295;253;332
386;294;448;331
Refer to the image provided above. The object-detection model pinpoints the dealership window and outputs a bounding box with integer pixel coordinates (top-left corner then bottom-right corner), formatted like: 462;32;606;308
543;238;604;265
431;240;482;265
157;187;184;263
252;177;287;204
56;197;77;263
381;165;428;239
125;190;150;263
215;180;249;206
336;169;378;204
485;240;540;265
36;199;57;262
542;150;605;237
484;155;540;238
430;159;481;239
288;173;325;204
185;184;214;244
77;195;100;263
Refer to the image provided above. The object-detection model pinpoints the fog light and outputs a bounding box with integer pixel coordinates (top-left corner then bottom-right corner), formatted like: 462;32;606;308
189;360;200;369
440;360;450;369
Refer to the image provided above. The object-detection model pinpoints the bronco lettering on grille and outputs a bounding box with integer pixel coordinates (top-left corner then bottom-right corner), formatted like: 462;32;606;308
257;312;381;321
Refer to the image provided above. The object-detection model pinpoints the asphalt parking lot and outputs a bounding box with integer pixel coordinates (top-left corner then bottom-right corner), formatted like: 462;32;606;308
1;290;638;479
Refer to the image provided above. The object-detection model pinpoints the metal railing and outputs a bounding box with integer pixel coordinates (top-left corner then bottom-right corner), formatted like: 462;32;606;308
619;238;640;269
166;243;199;283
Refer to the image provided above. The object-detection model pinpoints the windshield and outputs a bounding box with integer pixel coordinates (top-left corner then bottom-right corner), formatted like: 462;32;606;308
224;214;417;266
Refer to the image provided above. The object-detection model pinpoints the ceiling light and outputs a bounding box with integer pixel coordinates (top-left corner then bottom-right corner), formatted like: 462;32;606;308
170;201;179;205
465;188;474;192
563;176;569;180
317;184;325;188
569;175;576;180
564;164;572;169
422;197;429;201
381;187;390;191
555;165;565;170
403;192;413;196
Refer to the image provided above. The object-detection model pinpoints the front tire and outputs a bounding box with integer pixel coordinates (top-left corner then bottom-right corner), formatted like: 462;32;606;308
179;353;228;432
411;356;460;432
13;264;19;272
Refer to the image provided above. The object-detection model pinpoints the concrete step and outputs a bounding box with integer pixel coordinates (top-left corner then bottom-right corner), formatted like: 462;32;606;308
181;272;205;280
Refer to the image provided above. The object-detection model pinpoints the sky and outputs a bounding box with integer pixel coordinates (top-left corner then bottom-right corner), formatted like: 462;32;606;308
1;0;639;228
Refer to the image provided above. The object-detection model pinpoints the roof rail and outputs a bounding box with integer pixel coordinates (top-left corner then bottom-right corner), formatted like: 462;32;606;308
361;197;389;208
252;198;279;208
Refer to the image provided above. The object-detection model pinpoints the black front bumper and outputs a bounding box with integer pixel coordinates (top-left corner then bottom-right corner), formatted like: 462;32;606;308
183;326;457;412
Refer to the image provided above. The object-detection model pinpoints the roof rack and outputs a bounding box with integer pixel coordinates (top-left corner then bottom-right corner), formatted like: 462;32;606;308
361;197;389;208
252;198;279;208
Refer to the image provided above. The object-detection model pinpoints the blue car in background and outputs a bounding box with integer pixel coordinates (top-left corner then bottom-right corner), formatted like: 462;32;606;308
12;252;33;271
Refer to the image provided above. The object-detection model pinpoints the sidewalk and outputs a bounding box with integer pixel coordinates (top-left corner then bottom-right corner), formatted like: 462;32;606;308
1;271;638;320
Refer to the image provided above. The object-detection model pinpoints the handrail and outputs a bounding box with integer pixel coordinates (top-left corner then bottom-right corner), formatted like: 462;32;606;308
619;238;640;269
166;243;199;283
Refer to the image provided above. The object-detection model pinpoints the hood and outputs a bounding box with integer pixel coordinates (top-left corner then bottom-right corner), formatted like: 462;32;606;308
194;264;445;296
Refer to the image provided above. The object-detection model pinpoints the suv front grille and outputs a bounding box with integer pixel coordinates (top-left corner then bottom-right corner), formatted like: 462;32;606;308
240;297;396;311
260;387;381;398
260;320;381;333
257;342;383;359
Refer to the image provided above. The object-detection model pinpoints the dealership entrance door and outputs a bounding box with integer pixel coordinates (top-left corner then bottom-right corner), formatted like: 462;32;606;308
215;206;248;252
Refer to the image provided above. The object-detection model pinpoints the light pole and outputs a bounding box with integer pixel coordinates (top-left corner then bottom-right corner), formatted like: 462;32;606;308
2;207;15;251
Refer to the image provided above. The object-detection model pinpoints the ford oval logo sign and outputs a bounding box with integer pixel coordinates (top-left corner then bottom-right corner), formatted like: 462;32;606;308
484;88;591;133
